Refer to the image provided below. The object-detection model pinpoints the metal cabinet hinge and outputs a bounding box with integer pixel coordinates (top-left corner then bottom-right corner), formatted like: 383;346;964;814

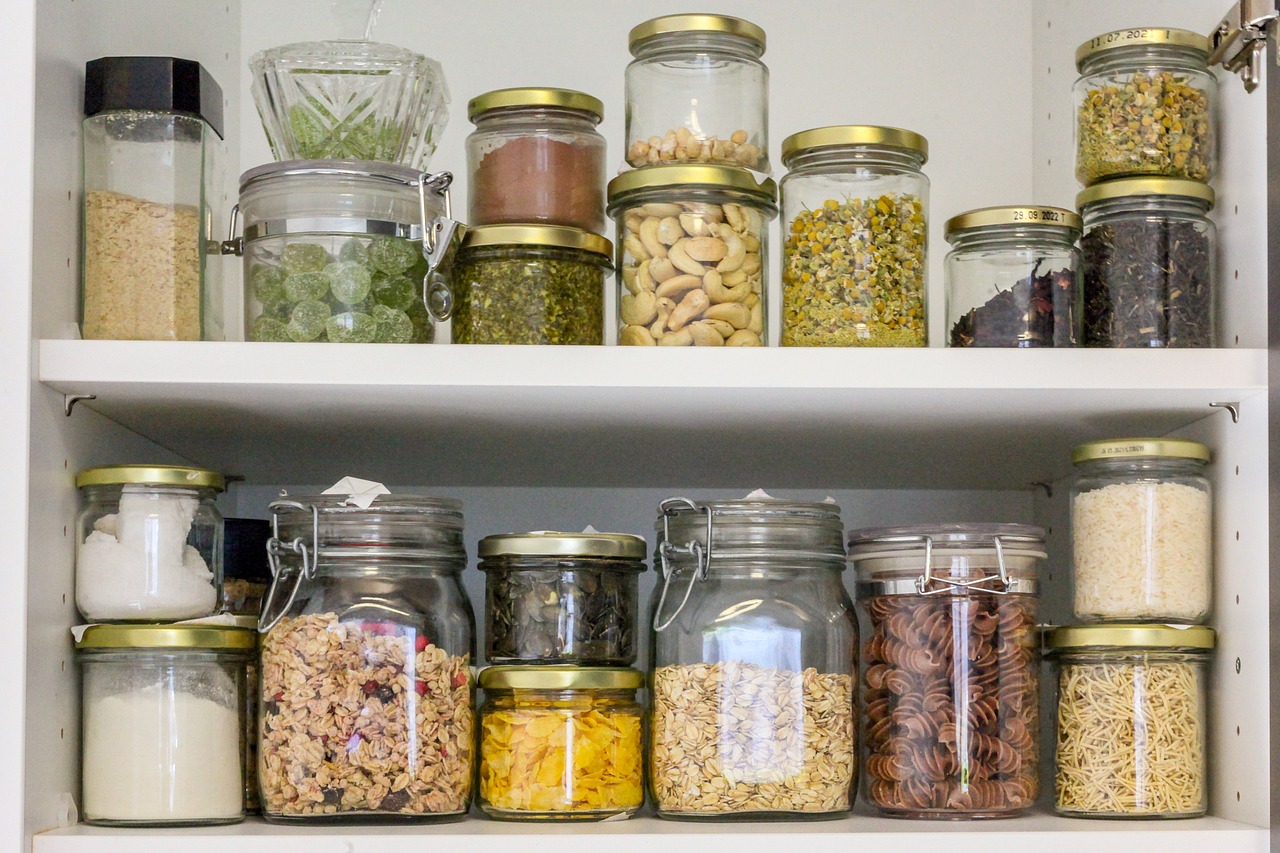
1209;0;1279;92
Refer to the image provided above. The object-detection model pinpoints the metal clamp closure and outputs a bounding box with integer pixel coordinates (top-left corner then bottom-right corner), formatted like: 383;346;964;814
910;534;1015;596
219;204;243;256
418;171;465;321
652;497;713;632
259;500;320;633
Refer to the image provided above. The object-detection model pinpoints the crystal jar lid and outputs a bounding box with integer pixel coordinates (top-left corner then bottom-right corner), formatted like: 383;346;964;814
479;530;646;561
656;497;846;566
76;464;225;491
1044;623;1216;651
479;665;644;690
1075;28;1210;69
468;87;603;123
270;493;464;566
780;125;928;165
628;14;766;52
238;158;428;193
1072;437;1211;464
76;624;255;651
944;205;1081;241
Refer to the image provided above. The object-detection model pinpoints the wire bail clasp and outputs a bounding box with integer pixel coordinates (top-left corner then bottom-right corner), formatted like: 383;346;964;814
417;170;465;321
259;500;320;633
914;534;1015;596
652;497;713;632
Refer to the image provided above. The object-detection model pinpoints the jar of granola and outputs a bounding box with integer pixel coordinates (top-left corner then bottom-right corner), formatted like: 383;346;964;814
478;666;644;821
257;494;474;823
648;496;857;820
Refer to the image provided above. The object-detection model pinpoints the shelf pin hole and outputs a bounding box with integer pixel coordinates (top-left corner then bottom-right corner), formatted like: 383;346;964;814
1235;657;1242;673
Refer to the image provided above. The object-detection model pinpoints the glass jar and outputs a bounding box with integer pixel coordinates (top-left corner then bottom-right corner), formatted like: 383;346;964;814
467;88;606;233
1074;29;1216;185
944;206;1082;347
1045;624;1214;819
1078;178;1215;348
222;518;271;617
478;666;644;821
480;531;646;665
75;465;225;622
780;127;929;347
229;615;262;814
649;497;857;820
608;165;776;347
1071;438;1212;622
625;14;768;171
257;494;474;823
848;524;1044;819
451;226;612;345
227;160;463;344
82;57;225;341
76;623;254;826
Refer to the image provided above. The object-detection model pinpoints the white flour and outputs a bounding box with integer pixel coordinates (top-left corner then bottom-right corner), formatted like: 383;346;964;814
82;684;242;822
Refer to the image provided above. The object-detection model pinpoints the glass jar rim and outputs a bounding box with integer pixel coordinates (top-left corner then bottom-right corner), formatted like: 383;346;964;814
76;464;225;491
1044;623;1215;652
239;159;431;194
467;87;602;123
1075;28;1210;70
1072;437;1210;464
780;125;928;166
479;530;646;560
944;206;1081;241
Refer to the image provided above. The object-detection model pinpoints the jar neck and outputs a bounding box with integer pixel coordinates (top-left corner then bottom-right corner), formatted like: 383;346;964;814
459;244;610;268
1079;44;1209;77
1054;649;1209;665
664;558;847;579
484;687;637;704
784;145;926;174
1082;194;1211;224
610;187;776;218
82;483;216;500
471;106;601;132
947;224;1079;252
632;31;764;62
1075;456;1207;476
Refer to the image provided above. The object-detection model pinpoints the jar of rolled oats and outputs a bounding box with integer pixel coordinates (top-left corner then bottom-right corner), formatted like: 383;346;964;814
257;494;474;823
648;496;857;820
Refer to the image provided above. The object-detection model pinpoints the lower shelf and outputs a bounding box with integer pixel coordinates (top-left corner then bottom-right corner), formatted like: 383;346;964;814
34;813;1269;853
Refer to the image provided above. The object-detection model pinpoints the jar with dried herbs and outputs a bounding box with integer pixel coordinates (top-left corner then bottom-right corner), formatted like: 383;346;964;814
478;666;644;821
649;497;857;819
480;530;646;665
779;126;929;347
1077;178;1215;348
607;165;775;347
944;206;1082;347
1074;28;1216;185
451;226;610;345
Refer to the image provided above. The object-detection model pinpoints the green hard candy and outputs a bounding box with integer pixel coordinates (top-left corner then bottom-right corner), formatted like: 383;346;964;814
280;242;329;274
326;311;378;343
338;239;370;266
284;271;329;303
250;264;287;306
368;235;419;275
324;261;372;305
251;315;290;343
287;300;330;342
371;304;414;344
371;273;419;311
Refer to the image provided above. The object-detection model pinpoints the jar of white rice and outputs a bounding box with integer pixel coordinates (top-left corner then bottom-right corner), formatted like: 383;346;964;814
1070;438;1211;623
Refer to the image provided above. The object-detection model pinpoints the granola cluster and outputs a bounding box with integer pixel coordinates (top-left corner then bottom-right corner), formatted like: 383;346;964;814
259;613;472;818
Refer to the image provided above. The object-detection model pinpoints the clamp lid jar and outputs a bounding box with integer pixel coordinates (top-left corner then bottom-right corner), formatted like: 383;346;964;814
480;530;646;665
849;523;1044;819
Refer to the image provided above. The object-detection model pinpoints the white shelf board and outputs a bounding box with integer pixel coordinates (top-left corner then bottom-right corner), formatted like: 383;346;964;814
38;341;1267;488
33;814;1268;853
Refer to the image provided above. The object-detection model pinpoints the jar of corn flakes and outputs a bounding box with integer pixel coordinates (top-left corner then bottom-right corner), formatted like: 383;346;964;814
478;666;644;821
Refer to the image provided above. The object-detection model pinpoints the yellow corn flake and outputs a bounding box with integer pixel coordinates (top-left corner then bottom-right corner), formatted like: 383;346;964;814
480;707;643;814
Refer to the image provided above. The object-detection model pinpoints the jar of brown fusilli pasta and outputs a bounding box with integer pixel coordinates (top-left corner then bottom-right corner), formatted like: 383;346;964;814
848;524;1043;819
1045;624;1213;819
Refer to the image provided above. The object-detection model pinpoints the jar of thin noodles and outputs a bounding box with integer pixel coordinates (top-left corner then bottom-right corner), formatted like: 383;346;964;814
1045;624;1213;819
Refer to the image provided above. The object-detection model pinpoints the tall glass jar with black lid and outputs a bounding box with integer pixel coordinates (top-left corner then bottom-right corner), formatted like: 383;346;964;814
257;494;474;823
1078;178;1215;347
648;497;857;820
625;14;768;171
944;206;1082;347
779;126;929;347
1074;28;1216;185
480;530;646;665
848;524;1044;819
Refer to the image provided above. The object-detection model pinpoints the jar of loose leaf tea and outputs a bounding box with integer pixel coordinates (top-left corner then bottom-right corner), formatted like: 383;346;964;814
257;494;475;823
450;226;611;345
649;497;857;819
944;206;1082;347
1074;28;1217;185
779;126;929;347
1077;178;1215;348
607;165;776;347
467;88;607;233
480;530;645;664
1045;624;1213;819
226;160;463;344
478;666;644;821
1070;438;1212;623
625;14;768;171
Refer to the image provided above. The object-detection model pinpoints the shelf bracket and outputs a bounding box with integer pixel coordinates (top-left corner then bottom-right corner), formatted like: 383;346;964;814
63;394;95;417
1030;481;1053;498
1209;0;1278;92
1210;401;1241;423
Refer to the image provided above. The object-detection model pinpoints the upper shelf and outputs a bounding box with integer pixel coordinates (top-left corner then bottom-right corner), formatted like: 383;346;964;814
37;341;1266;488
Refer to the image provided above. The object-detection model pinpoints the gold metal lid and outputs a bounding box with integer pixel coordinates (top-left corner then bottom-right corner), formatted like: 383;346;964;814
479;530;647;560
76;624;256;651
629;14;766;52
479;665;644;690
467;87;603;123
780;125;928;165
944;206;1082;240
1076;28;1211;69
1044;623;1216;651
75;464;226;491
1072;437;1211;464
1076;177;1215;209
607;164;778;209
461;225;613;259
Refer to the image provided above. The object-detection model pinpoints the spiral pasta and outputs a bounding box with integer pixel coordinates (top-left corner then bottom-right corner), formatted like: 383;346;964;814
863;592;1039;816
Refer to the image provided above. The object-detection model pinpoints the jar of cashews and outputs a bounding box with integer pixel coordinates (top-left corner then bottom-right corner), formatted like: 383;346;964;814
848;524;1044;819
1045;624;1213;819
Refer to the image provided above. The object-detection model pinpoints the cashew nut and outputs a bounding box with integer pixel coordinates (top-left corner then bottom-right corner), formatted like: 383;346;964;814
682;203;723;223
649;257;677;282
624;233;649;262
716;228;746;273
667;239;707;276
625;213;643;235
620;290;658;326
655;273;703;300
748;300;764;335
723;203;744;232
679;214;711;236
639;216;667;260
650;297;675;339
689;321;725;346
739;251;761;276
657;216;684;245
621;264;639;294
701;318;735;338
636;260;655;293
620;325;655;346
721;269;748;286
658;328;693;346
703;302;751;329
742;233;760;253
640;203;682;218
685;236;728;263
703;269;750;304
668;288;710;331
725;329;763;346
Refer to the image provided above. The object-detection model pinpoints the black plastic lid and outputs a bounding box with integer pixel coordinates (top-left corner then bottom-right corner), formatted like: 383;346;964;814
84;57;225;139
224;518;272;582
